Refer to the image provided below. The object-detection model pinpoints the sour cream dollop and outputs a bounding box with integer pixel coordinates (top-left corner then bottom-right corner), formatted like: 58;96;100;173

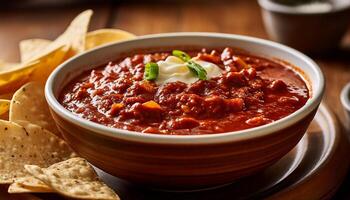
155;56;222;85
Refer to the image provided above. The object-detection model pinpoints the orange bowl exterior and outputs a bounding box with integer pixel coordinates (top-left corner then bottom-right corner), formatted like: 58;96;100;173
50;107;318;189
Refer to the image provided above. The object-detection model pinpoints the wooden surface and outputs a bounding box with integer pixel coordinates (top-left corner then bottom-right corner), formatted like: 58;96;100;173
0;0;349;199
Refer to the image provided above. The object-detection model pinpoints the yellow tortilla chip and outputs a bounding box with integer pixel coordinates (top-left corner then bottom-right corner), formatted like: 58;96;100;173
0;92;14;100
0;99;10;120
8;183;53;194
10;82;60;136
55;9;93;57
27;45;68;84
6;10;92;86
0;120;75;184
85;29;136;50
0;44;66;94
8;176;53;193
19;39;51;63
8;183;38;193
0;61;39;94
0;184;42;200
25;10;92;64
0;99;10;116
25;158;119;200
22;10;93;84
0;60;19;72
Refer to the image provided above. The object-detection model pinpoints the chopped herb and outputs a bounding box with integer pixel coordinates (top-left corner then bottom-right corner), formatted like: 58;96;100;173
172;50;191;62
144;62;159;81
172;50;208;80
187;61;207;80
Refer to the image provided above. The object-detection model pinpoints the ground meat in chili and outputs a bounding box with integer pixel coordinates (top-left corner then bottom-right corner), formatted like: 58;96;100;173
59;47;309;135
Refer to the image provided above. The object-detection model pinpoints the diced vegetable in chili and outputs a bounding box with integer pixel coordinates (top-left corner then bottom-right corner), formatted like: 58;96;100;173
60;47;309;135
144;62;159;81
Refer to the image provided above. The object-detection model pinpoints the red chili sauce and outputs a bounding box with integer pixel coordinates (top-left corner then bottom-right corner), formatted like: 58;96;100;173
59;48;309;135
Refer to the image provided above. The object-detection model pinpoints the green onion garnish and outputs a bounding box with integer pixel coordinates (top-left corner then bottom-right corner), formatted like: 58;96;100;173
187;60;207;80
172;50;191;62
144;62;159;81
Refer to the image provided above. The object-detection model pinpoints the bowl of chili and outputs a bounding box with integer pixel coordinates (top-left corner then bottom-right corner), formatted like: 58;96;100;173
45;32;325;189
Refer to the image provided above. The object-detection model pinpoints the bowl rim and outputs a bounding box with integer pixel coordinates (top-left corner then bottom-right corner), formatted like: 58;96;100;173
45;32;325;144
258;0;350;15
340;82;350;111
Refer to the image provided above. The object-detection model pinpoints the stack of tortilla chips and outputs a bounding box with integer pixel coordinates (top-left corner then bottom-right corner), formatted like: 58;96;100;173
0;10;136;199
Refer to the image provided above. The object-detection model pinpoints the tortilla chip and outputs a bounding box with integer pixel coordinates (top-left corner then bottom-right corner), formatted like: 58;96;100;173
10;82;60;136
19;39;51;63
85;29;136;50
0;60;19;72
0;99;10;120
10;10;92;86
24;10;92;64
24;10;93;84
17;120;76;164
55;10;93;56
13;176;52;190
8;182;53;194
0;99;10;116
25;158;119;200
1;184;43;200
0;92;13;100
27;45;67;84
0;120;75;184
8;183;37;193
8;176;53;193
0;42;66;93
0;61;38;94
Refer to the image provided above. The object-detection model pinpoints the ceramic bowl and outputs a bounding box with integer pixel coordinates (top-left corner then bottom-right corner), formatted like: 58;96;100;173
341;83;350;131
258;0;350;54
45;33;325;189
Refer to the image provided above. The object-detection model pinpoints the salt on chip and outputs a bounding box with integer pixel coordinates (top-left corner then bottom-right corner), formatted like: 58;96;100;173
10;82;60;136
16;120;76;164
85;29;136;50
25;158;120;200
19;39;51;63
0;120;75;184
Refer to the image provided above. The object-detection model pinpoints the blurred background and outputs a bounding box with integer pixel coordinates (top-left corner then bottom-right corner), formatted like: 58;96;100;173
1;0;350;58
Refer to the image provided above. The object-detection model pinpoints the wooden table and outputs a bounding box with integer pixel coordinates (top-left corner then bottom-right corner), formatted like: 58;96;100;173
0;0;349;199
